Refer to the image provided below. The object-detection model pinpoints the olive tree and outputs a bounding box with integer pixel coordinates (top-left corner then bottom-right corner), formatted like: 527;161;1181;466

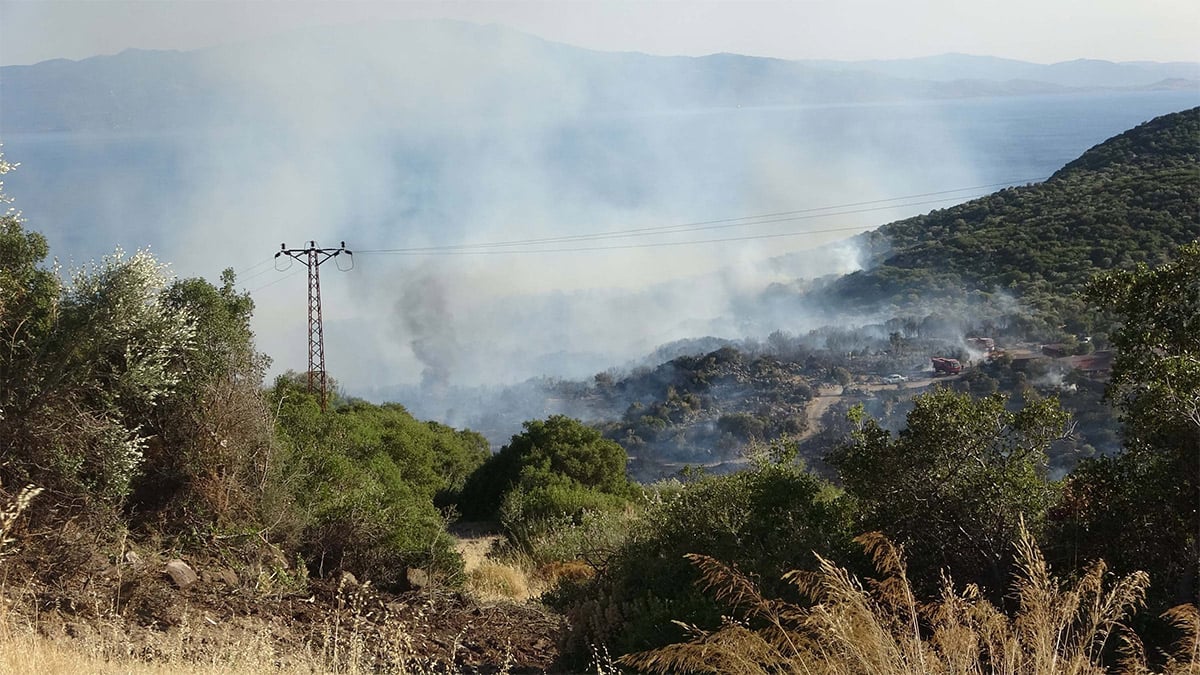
828;388;1068;595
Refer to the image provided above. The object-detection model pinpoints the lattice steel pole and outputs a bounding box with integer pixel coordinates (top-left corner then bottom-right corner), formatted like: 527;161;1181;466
277;241;353;411
306;247;326;399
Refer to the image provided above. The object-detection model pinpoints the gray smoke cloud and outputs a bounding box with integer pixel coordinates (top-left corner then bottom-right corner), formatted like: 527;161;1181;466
396;271;460;392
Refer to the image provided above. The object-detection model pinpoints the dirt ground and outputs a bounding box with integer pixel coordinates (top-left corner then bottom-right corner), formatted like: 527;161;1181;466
4;540;565;674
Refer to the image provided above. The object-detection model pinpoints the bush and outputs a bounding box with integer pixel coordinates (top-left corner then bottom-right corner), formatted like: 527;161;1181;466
457;415;633;522
500;489;636;568
0;237;195;509
128;271;292;541
827;390;1065;597
549;453;856;664
271;379;488;588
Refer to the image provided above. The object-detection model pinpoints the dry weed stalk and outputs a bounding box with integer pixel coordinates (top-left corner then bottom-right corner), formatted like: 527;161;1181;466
0;481;42;560
621;527;1197;675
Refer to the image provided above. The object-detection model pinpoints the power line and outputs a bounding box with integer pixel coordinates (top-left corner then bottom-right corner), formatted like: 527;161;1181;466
238;264;279;284
241;177;1040;274
355;178;1040;256
356;191;999;256
247;268;304;293
233;257;275;277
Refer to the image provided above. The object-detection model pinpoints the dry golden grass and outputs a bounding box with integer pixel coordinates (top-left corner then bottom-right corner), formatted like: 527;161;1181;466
621;526;1200;675
467;560;533;601
453;526;599;603
454;529;542;602
537;560;596;586
0;593;315;675
0;494;541;675
0;629;286;675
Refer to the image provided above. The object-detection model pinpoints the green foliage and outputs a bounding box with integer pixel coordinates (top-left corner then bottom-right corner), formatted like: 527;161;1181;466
620;529;1167;675
828;388;1067;596
1;153;305;579
1089;242;1200;451
503;506;639;570
0;152;491;598
550;454;856;664
271;378;488;588
823;107;1199;332
0;234;196;506
457;415;632;522
1053;244;1200;610
127;270;288;537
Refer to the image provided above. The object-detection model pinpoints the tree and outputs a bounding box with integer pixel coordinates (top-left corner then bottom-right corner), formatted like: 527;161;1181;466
269;377;489;587
1054;243;1200;609
457;415;631;521
1089;243;1200;448
128;270;284;534
828;388;1068;595
1;239;195;506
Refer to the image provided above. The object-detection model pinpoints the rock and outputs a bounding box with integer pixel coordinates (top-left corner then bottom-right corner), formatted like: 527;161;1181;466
405;567;429;591
201;567;239;587
164;559;198;589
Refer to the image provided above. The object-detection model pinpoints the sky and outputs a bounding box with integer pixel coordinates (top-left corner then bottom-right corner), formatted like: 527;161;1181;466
2;0;1199;67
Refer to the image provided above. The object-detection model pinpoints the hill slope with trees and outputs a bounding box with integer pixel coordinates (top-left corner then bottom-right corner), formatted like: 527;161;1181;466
819;107;1199;329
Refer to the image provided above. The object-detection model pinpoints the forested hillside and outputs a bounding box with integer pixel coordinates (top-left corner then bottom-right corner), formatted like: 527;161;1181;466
525;111;1198;479
823;107;1199;323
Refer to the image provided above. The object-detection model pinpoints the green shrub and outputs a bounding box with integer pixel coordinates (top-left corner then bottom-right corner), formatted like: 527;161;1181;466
498;473;633;566
828;390;1065;598
549;453;856;664
457;415;633;522
270;379;487;588
0;231;195;508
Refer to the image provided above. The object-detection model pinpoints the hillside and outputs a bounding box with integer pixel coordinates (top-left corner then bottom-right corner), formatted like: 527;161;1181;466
537;111;1198;479
818;107;1199;324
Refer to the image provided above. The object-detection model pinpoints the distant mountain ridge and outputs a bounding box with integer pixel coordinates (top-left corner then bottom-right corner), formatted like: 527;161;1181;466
798;52;1200;89
2;20;1196;134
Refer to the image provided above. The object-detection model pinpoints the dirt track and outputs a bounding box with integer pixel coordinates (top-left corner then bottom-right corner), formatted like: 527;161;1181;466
799;374;961;440
796;385;843;441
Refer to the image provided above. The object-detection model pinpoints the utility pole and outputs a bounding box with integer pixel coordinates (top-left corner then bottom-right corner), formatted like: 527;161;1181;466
276;241;352;411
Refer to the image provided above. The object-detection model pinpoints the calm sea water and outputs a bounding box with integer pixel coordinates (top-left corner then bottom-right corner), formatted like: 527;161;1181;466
3;89;1197;270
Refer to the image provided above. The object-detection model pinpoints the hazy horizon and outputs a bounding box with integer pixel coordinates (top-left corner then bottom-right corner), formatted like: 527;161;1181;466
2;1;1199;67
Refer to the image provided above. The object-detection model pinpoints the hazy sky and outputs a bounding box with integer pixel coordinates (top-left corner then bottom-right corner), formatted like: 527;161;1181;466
2;0;1198;67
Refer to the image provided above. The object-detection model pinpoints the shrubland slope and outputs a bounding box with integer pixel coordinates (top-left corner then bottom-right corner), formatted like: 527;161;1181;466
821;106;1199;323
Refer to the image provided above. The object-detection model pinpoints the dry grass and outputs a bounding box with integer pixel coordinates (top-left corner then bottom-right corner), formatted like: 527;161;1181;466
0;584;451;675
454;528;540;602
453;527;598;603
621;526;1200;675
467;560;533;602
0;484;302;674
0;626;287;674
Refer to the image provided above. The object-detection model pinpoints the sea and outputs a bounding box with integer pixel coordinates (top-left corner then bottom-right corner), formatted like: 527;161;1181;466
3;89;1196;275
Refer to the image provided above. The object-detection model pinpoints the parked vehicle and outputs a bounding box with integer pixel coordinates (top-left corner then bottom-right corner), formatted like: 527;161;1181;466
882;374;908;384
931;357;962;375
